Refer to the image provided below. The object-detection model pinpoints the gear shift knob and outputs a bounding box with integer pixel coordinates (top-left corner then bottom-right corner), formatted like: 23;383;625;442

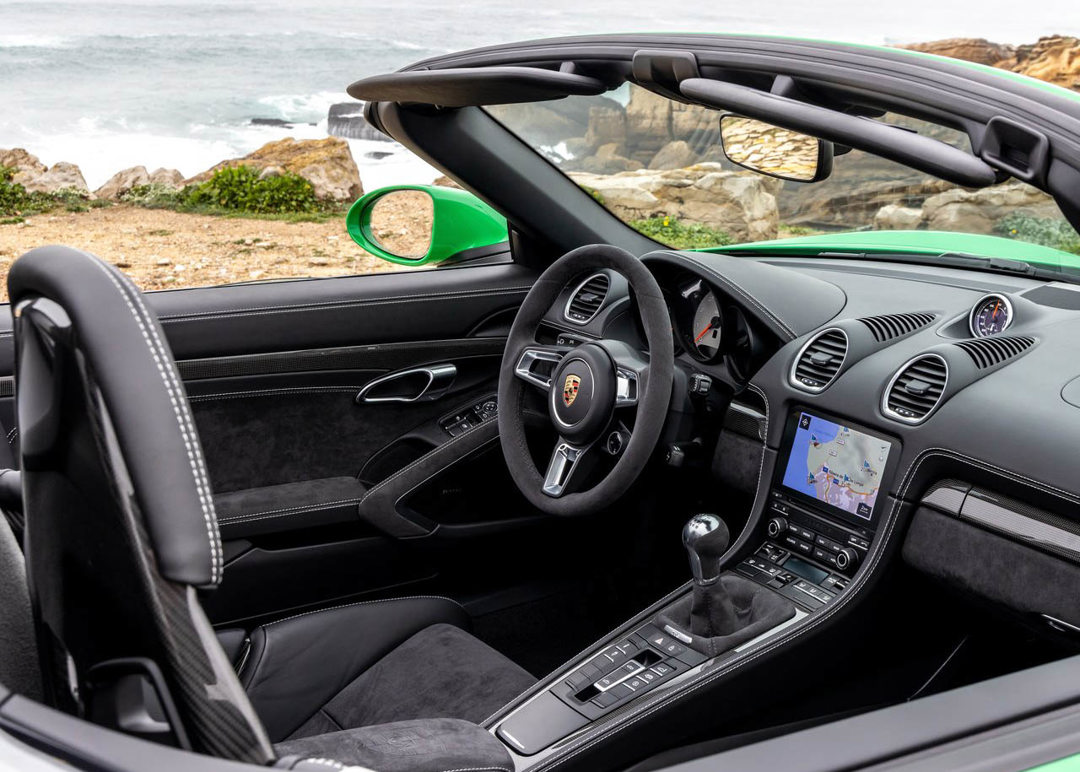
682;514;730;586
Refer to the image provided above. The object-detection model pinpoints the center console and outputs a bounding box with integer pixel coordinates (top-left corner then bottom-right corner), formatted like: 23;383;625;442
736;409;898;610
492;408;901;767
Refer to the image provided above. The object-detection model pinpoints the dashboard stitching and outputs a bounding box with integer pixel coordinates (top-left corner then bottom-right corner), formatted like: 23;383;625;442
675;253;798;340
158;286;534;322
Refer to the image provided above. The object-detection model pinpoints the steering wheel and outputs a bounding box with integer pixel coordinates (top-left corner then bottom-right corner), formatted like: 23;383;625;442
498;244;674;516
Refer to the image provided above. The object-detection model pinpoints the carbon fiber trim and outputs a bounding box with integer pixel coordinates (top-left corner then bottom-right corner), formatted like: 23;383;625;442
0;378;12;398
176;337;506;381
725;397;767;441
921;480;1080;566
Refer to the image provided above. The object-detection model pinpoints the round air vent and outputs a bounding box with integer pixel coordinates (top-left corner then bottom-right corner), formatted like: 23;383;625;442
883;354;949;424
790;329;849;392
564;273;610;325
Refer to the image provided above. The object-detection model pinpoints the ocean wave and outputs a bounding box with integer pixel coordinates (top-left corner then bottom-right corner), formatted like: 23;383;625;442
0;34;72;48
256;91;351;122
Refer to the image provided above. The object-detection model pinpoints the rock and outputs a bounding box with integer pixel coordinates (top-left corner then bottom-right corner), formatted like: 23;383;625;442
251;118;294;128
903;38;1016;66
433;175;462;189
258;166;285;180
327;103;388;141
568;164;779;242
874;204;924;230
0;148;46;176
17;161;89;194
648;140;700;170
921;182;1058;233
147;168;184;188
998;36;1080;90
625;88;673;161
584;104;627;151
95;166;150;200
189;137;363;200
580;143;644;174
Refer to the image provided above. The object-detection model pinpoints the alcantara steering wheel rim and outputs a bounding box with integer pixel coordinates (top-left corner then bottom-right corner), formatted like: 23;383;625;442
497;244;674;516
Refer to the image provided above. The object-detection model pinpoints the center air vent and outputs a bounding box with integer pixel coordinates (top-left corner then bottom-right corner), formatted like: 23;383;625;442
858;312;936;342
791;329;848;392
883;354;949;424
953;335;1035;369
564;273;610;324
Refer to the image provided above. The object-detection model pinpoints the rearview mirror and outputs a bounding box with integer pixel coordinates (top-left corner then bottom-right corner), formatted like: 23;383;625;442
346;185;509;266
719;115;833;182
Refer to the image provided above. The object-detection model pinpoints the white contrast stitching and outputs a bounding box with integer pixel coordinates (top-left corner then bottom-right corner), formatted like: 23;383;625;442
78;255;222;583
159;286;534;323
264;595;462;630
218;498;364;524
114;268;224;584
189;386;364;402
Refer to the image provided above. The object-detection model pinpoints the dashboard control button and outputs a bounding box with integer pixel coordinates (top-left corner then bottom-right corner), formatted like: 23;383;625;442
767;516;788;538
835;547;859;571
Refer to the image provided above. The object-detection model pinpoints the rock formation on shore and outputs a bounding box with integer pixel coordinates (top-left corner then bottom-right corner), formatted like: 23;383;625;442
184;137;363;201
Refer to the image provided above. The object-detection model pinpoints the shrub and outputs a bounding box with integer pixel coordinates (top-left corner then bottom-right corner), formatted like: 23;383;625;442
1;166;100;216
996;212;1080;255
630;216;733;250
185;165;320;214
121;183;187;209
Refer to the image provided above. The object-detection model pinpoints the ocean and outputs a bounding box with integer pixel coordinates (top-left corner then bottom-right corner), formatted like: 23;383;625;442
2;0;1077;191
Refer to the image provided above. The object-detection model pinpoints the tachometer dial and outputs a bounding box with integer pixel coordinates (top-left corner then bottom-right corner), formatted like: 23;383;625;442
691;290;722;359
969;294;1013;337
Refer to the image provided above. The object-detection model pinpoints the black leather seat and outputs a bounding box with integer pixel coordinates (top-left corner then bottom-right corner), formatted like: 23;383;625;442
8;246;532;769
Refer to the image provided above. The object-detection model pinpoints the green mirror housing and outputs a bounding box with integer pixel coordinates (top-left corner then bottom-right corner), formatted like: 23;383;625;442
346;184;509;267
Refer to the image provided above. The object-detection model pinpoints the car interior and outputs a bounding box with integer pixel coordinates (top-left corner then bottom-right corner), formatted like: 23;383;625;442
3;32;1080;772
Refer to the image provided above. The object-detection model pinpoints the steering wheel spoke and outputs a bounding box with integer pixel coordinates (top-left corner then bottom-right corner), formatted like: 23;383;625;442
513;345;567;392
596;340;648;407
542;438;592;497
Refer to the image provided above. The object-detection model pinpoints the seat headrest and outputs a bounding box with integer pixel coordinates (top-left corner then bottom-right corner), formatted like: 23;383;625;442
9;246;222;588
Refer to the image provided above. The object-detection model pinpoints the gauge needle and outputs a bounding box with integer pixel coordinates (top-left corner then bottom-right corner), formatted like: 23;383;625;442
992;301;1001;320
695;316;720;342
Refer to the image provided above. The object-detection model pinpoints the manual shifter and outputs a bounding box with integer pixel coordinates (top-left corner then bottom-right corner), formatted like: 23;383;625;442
657;514;797;655
682;514;730;586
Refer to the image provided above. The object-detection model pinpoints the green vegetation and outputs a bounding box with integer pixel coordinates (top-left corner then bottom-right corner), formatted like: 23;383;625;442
122;165;345;222
0;165;100;217
778;223;822;238
995;212;1080;256
630;216;733;249
579;185;605;205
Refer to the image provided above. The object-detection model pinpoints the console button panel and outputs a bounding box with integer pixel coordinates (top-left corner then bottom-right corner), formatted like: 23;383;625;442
550;623;707;719
736;490;873;610
439;394;498;437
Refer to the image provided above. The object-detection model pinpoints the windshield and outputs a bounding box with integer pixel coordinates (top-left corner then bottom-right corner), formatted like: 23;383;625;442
488;83;1080;265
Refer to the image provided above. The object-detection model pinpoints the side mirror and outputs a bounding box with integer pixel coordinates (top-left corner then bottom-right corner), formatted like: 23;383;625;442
719;115;833;182
346;185;508;267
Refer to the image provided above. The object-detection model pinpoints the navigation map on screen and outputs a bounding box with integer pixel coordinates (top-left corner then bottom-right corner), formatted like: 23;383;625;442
781;413;892;520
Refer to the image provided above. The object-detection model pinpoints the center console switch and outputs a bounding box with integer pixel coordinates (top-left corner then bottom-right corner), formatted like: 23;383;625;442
549;624;706;721
496;625;706;756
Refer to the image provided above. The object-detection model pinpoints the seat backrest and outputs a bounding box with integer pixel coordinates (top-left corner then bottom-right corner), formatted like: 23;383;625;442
0;501;41;701
8;246;273;764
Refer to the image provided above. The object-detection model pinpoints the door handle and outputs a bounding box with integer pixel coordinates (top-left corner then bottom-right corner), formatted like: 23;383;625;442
356;364;458;404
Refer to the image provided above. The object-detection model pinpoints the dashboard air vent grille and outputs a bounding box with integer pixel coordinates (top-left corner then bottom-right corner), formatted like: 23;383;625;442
791;329;848;392
858;312;936;342
953;336;1035;369
565;274;610;324
884;354;948;424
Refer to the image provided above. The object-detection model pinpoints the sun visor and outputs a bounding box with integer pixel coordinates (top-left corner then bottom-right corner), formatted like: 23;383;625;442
347;66;608;107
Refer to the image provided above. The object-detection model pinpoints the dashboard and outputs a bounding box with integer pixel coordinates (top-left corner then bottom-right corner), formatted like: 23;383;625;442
537;248;1080;631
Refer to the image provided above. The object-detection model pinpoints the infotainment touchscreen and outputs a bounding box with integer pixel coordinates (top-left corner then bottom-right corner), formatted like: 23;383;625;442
780;412;894;521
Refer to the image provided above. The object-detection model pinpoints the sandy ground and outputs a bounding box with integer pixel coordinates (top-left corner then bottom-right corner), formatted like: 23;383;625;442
0;204;425;301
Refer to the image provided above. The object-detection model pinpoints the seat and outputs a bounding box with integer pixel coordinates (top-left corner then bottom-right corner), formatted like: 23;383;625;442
7;246;531;769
